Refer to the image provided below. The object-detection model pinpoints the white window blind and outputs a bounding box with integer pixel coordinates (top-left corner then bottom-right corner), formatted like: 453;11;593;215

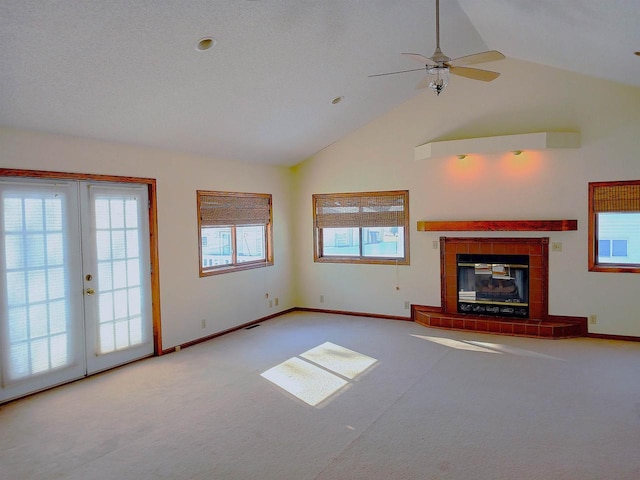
1;188;75;383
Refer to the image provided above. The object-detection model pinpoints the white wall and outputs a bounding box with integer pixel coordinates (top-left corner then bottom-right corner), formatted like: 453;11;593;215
0;128;294;349
2;57;639;341
291;58;640;336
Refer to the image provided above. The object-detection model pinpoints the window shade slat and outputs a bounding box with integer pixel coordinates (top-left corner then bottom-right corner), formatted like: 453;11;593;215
315;191;407;228
316;212;403;228
593;184;640;212
200;193;271;227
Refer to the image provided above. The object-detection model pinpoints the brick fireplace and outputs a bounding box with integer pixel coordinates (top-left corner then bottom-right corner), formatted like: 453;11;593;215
413;237;586;338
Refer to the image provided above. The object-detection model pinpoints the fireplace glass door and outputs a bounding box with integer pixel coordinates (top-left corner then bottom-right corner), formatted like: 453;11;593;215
457;254;529;318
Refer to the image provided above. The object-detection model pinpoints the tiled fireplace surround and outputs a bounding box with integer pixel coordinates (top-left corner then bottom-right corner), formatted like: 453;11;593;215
412;237;587;338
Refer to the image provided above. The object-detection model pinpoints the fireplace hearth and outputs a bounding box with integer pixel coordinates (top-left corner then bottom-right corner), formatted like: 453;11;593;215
412;236;587;338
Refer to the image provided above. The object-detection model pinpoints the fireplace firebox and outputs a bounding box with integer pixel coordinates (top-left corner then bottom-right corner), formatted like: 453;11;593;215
457;254;529;319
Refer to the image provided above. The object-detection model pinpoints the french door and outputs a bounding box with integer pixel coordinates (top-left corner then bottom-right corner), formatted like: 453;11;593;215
0;178;154;403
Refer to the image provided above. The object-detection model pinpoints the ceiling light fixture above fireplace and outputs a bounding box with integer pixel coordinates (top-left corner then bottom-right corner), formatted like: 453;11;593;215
414;131;580;161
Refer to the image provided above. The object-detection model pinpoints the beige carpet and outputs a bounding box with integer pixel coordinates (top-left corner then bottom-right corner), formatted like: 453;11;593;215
1;311;639;479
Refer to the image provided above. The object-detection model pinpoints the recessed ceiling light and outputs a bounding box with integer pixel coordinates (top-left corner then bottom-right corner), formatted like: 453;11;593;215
196;37;216;52
331;96;344;105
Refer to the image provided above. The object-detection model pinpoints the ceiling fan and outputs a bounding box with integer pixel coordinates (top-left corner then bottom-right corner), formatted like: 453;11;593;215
370;0;505;95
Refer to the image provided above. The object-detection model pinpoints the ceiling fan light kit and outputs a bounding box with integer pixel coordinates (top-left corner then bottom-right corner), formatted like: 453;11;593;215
370;0;504;96
427;66;449;96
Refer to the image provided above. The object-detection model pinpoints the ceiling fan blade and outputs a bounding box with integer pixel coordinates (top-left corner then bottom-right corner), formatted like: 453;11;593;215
448;50;505;67
416;76;430;89
449;66;500;82
402;53;437;66
368;67;425;78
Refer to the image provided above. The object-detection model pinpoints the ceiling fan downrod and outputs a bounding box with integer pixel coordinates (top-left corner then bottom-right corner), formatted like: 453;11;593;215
428;0;450;95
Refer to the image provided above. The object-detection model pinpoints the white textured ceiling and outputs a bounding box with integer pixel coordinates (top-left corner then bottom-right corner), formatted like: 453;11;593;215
1;0;639;166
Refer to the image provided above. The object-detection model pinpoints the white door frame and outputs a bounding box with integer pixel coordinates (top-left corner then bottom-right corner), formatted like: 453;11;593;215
0;169;161;403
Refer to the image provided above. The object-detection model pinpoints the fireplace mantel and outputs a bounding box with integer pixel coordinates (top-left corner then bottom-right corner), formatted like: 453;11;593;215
417;220;578;232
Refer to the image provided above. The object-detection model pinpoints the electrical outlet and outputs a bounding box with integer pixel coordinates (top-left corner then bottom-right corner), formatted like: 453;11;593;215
320;295;325;303
274;297;279;307
269;300;273;308
589;314;597;324
432;240;439;249
551;242;563;252
201;319;206;329
404;301;410;310
175;345;181;352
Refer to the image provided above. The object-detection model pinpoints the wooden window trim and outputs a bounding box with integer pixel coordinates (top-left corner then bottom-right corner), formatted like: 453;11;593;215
197;191;273;277
588;180;640;273
313;190;410;265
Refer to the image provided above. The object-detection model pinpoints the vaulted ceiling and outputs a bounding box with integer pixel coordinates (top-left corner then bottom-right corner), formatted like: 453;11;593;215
1;1;639;165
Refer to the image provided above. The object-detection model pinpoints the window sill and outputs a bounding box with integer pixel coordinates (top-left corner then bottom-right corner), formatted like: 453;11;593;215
200;260;273;277
589;264;640;274
315;256;409;266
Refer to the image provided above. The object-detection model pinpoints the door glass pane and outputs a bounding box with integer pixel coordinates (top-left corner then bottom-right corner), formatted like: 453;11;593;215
2;192;73;382
93;193;147;354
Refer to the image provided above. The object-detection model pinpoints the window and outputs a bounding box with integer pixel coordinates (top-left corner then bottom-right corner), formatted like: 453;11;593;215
589;180;640;273
598;239;629;258
198;191;273;276
313;190;409;265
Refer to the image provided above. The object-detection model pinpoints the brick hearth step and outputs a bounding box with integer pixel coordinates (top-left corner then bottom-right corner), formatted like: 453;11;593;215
413;307;586;339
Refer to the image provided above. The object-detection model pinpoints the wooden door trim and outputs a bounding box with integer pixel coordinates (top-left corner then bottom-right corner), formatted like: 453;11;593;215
0;168;163;355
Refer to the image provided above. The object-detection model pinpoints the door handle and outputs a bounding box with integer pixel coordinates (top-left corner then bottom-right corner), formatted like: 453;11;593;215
85;288;95;296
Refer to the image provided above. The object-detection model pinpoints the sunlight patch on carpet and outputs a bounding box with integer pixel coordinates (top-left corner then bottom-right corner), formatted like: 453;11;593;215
411;335;501;353
261;357;348;407
300;342;377;380
261;342;378;407
466;341;564;360
411;334;564;360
